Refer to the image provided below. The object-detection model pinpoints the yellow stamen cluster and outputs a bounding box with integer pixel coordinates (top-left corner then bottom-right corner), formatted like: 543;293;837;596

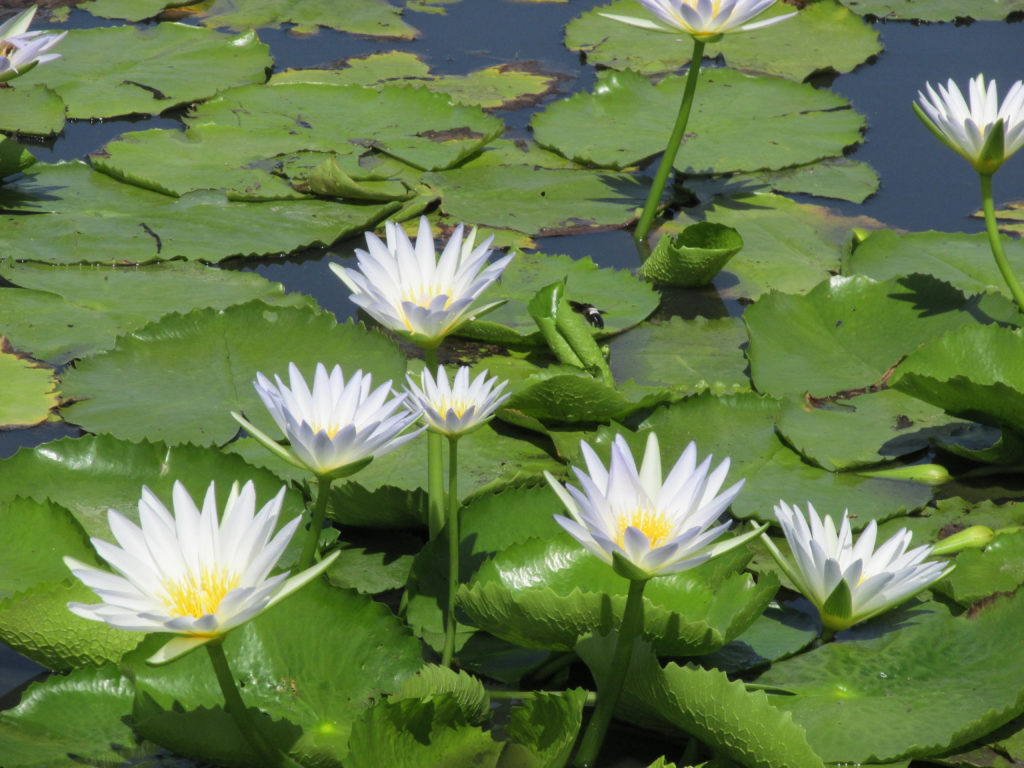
615;506;674;548
162;566;240;619
311;421;341;439
402;286;453;310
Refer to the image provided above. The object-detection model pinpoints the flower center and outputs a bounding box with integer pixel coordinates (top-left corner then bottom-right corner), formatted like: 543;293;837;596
402;285;453;310
615;506;673;548
311;421;341;439
440;396;472;419
162;566;240;619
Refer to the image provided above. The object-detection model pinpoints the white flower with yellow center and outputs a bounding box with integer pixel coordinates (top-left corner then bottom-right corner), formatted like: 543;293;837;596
64;480;337;664
238;362;423;478
544;433;755;580
404;365;510;438
602;0;795;42
0;6;66;83
915;74;1024;175
330;216;514;349
765;501;953;632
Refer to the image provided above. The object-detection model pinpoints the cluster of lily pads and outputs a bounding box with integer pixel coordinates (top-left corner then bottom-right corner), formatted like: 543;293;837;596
3;0;1024;767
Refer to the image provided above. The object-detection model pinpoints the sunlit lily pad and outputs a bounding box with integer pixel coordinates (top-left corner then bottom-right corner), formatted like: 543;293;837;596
975;199;1024;237
531;68;864;173
936;531;1024;606
567;0;881;81
0;85;65;136
199;0;418;37
745;274;985;398
60;302;407;446
457;251;658;344
757;595;1024;762
0;161;397;264
714;158;880;205
0;346;58;429
271;52;564;110
459;535;778;655
11;25;271;120
0;138;35;179
0;260;312;365
837;0;1024;21
188;82;504;172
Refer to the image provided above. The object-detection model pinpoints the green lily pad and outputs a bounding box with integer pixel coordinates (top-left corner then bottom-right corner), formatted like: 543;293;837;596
0;137;35;179
271;52;564;110
777;389;966;471
725;158;881;204
12;25;271;120
60;301;407;446
744;274;984;398
668;192;883;301
0;260;312;365
325;533;420;594
757;595;1024;763
844;229;1024;300
976;199;1024;237
0;347;58;429
837;0;1024;21
199;0;418;37
531;68;864;174
424;164;649;236
0;162;397;264
639;222;743;286
190;82;503;172
457;251;659;345
937;531;1024;606
875;498;1024;547
608;316;751;397
568;0;880;82
892;323;1024;436
702;600;820;674
459;535;778;655
78;0;169;20
0;85;65;136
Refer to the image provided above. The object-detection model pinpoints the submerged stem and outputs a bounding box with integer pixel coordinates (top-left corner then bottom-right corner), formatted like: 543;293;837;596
442;435;461;668
573;578;648;768
298;473;333;570
633;38;706;248
980;172;1024;313
424;347;446;539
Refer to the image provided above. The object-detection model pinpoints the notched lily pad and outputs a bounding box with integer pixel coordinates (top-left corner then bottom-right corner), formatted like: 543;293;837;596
838;0;1024;21
0;85;66;137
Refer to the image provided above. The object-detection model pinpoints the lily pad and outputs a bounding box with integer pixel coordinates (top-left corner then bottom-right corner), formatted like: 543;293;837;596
0;260;312;365
12;25;272;120
0;137;35;179
0;161;397;264
188;82;504;172
271;52;564;110
757;595;1024;763
735;158;880;204
837;0;1024;21
60;301;407;446
0;85;65;136
937;531;1024;606
0;346;58;429
975;199;1024;237
531;68;865;174
199;0;418;37
639;222;743;286
744;274;985;398
567;0;881;82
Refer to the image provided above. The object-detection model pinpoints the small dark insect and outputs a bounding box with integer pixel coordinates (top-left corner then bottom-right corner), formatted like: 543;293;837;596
568;300;606;329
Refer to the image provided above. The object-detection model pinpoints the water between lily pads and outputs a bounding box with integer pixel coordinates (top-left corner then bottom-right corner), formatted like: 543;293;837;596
1;1;1023;759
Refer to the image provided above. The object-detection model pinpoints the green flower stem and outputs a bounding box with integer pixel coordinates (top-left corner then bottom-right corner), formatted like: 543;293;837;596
424;347;446;539
980;172;1024;314
206;640;303;768
298;473;333;571
573;578;648;768
634;38;706;248
442;435;461;668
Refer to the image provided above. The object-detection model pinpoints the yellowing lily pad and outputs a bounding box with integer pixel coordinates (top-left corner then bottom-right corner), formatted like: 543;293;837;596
0;344;58;429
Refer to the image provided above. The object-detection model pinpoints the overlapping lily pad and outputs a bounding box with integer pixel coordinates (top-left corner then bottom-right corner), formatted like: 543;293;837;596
0;138;35;179
0;162;396;264
10;25;271;120
531;68;865;174
0;85;65;136
0;346;58;429
566;0;881;81
837;0;1024;21
60;302;407;446
757;595;1024;763
0;261;311;364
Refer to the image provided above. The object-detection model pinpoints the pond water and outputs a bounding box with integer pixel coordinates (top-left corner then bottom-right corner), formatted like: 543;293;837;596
1;0;1023;760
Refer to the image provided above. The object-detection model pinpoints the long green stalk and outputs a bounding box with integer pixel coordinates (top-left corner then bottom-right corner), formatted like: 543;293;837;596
572;578;647;768
298;473;333;570
634;38;706;248
980;173;1024;313
423;347;446;539
441;435;461;668
206;641;303;768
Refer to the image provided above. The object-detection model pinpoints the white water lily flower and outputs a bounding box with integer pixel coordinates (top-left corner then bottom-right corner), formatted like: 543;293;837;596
766;501;953;631
330;216;514;349
545;432;758;580
404;365;510;438
64;480;337;664
0;6;66;83
916;74;1024;175
238;362;423;478
602;0;795;42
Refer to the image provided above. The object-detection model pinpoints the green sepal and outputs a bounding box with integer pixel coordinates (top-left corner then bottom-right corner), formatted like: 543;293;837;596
320;456;374;482
612;551;654;582
820;578;852;629
230;410;311;473
978;117;1006;173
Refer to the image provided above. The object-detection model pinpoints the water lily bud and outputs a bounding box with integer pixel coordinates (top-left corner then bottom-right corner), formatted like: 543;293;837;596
931;525;996;556
855;463;951;486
